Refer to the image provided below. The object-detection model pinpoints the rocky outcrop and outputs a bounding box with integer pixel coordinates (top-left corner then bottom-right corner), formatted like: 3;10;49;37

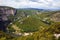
0;6;16;32
0;6;16;21
50;12;60;22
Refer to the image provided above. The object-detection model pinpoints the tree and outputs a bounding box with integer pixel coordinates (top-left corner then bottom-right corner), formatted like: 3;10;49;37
16;17;41;32
50;22;60;34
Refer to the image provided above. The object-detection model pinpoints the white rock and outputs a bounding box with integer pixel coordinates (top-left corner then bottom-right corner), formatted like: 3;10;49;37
27;15;30;17
23;33;29;36
10;23;12;24
54;34;60;39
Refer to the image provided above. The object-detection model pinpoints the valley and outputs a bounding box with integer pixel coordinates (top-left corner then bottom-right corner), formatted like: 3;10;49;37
0;8;60;40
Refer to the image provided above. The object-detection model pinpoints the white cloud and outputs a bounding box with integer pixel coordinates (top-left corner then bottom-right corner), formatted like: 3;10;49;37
0;0;60;9
52;2;60;7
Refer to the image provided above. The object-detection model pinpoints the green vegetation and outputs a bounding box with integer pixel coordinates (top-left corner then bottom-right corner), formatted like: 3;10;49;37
0;9;60;40
50;22;60;34
15;16;41;32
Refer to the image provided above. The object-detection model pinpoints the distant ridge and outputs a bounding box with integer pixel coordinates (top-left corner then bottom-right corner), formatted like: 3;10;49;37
17;8;60;11
17;8;51;12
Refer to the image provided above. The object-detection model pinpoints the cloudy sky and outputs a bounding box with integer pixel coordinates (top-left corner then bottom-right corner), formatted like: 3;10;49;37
0;0;60;9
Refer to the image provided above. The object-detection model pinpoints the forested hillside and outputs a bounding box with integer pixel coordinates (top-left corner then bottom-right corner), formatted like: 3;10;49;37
0;9;60;40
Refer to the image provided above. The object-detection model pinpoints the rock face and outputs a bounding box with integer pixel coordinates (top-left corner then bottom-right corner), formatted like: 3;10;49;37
0;6;16;21
0;6;16;32
50;12;60;22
